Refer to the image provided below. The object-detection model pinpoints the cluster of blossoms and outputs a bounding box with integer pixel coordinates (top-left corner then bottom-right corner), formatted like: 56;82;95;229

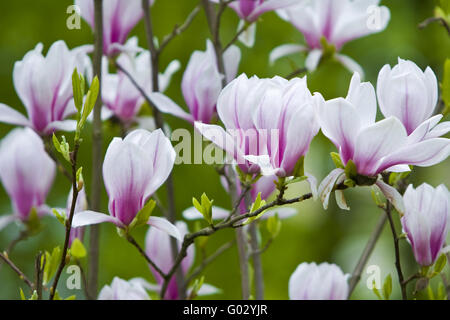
0;0;449;300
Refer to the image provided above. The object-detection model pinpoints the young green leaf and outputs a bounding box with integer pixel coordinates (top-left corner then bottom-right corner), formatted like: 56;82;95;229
344;159;357;180
382;274;392;300
129;199;156;229
80;76;99;127
72;68;84;112
330;152;344;169
19;288;26;300
70;238;87;259
52;208;67;226
292;156;305;178
200;193;213;223
433;254;447;276
43;246;61;285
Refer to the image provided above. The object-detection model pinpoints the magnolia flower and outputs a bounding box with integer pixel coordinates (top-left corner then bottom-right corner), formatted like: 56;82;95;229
195;74;320;184
149;40;241;124
317;73;450;210
247;76;321;177
377;58;450;138
401;184;450;267
76;0;153;56
0;128;55;230
289;262;349;300
98;277;150;300
272;0;390;75
0;41;91;134
102;38;180;122
72;129;181;240
210;0;298;47
195;74;269;175
67;187;88;246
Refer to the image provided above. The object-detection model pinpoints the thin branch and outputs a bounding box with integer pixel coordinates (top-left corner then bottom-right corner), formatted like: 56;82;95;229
250;238;273;256
88;0;104;299
126;234;166;279
185;239;235;284
419;17;450;36
348;214;387;297
49;142;81;300
246;192;264;300
158;4;201;53
6;229;29;255
160;191;313;298
0;252;33;289
202;0;226;86
286;67;308;80
385;201;407;300
222;22;252;52
235;227;250;299
402;273;420;286
142;0;185;299
34;252;45;300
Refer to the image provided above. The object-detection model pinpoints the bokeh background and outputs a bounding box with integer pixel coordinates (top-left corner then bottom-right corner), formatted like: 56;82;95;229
0;0;449;300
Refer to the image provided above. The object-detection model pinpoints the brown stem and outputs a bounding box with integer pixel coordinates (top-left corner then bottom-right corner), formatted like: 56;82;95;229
158;4;201;53
385;201;407;300
246;193;264;300
348;214;387;297
141;0;185;299
0;252;33;289
6;229;29;255
88;0;103;299
202;0;226;86
222;22;252;52
49;142;81;300
126;234;166;278
34;252;45;300
419;17;450;36
286;67;308;80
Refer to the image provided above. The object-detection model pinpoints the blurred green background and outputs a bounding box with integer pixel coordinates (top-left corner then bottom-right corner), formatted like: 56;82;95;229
0;0;449;300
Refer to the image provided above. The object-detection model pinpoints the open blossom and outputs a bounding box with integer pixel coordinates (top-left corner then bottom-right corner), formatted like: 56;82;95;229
195;74;320;179
318;72;450;178
289;262;349;300
272;0;390;74
0;128;55;230
72;129;181;240
0;41;91;134
102;38;180;122
247;76;321;177
149;40;241;124
377;58;450;138
67;187;88;247
401;184;450;267
317;72;450;211
98;277;150;300
76;0;153;56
